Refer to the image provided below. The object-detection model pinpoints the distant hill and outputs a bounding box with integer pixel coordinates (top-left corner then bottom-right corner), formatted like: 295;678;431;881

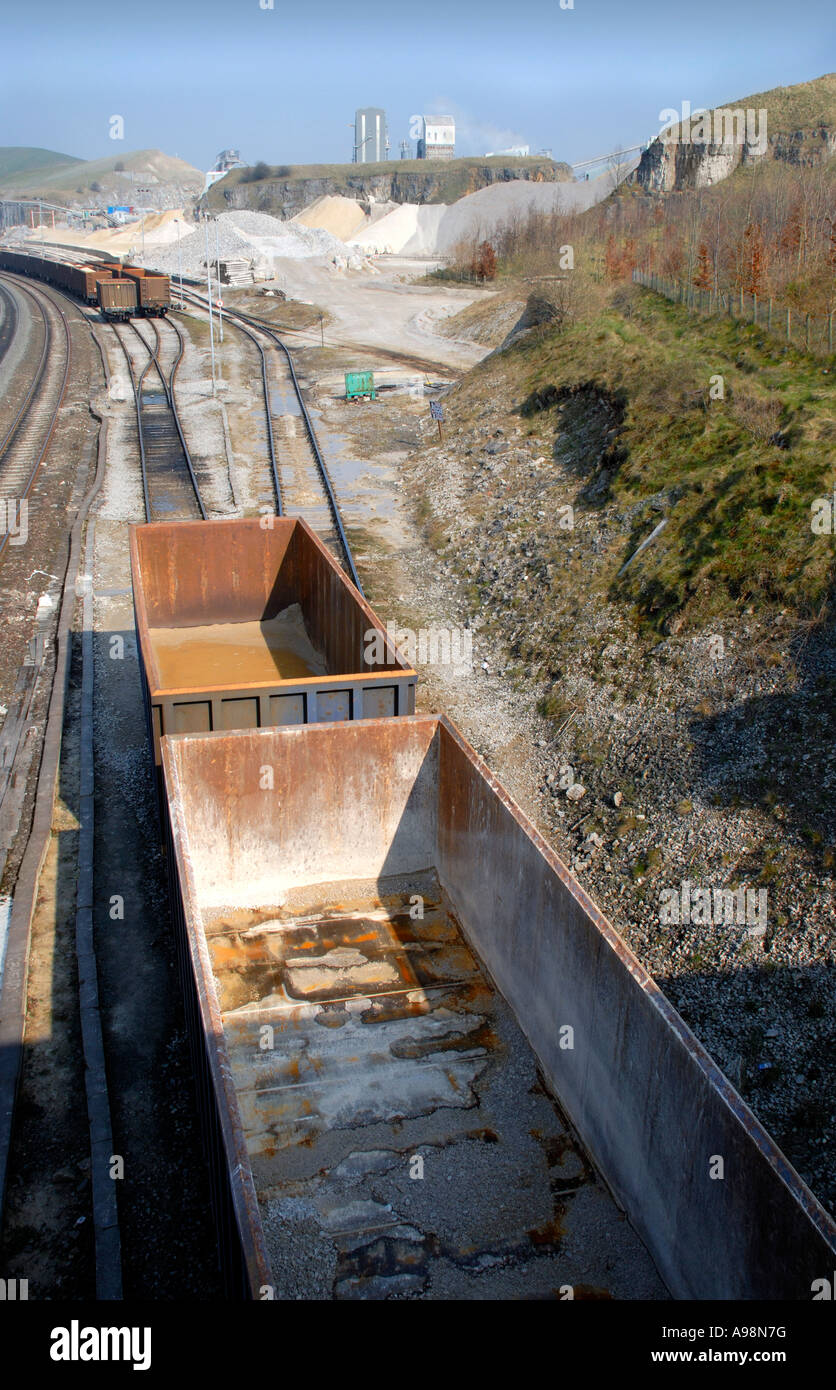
0;147;81;182
0;148;204;208
631;72;836;193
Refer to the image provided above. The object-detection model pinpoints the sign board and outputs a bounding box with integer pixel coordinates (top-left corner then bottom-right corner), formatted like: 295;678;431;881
430;401;444;421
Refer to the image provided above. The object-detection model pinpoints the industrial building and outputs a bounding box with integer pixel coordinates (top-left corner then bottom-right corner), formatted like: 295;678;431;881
417;115;455;160
354;108;388;163
202;149;245;196
214;149;244;172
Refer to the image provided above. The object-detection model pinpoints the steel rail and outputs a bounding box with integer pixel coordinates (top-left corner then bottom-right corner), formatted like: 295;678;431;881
112;322;152;522
182;288;363;592
0;281;20;371
134;317;207;520
177;296;282;516
114;318;205;523
0;272;72;562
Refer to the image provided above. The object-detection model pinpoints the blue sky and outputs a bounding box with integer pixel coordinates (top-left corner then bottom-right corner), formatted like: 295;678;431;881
1;0;833;171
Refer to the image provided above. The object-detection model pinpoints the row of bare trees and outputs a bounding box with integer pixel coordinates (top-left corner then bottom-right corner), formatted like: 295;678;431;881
449;161;836;318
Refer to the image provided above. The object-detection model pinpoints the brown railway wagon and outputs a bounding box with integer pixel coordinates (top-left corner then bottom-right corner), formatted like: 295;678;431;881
121;265;170;314
70;265;106;302
98;277;136;320
0;249;112;306
130;515;417;771
160;714;836;1300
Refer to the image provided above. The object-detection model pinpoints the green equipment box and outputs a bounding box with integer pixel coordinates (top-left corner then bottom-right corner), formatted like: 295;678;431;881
345;370;375;401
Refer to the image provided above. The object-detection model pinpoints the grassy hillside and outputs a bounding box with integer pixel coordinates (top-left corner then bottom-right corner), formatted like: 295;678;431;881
0;146;80;182
435;283;835;635
0;149;203;198
518;292;834;630
708;71;836;131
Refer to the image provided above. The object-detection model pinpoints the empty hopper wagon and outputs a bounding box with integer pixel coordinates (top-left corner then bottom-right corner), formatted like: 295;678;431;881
98;277;136;321
161;715;836;1300
130;515;416;779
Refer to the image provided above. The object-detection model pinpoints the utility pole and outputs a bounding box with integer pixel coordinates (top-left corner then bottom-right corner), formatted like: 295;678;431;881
204;218;217;397
215;218;223;343
174;219;183;308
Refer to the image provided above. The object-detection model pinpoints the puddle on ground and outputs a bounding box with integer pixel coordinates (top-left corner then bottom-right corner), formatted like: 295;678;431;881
150;602;327;687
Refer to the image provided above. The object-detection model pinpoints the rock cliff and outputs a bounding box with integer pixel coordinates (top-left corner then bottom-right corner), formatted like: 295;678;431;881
205;159;572;219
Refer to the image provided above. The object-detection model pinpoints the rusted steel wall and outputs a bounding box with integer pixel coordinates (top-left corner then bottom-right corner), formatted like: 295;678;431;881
131;517;416;764
160;715;836;1300
99;279;136;313
434;722;836;1300
163;719;438;910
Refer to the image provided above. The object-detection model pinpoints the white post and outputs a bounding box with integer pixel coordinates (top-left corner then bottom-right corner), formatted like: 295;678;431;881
215;218;223;343
176;224;183;308
205;219;216;397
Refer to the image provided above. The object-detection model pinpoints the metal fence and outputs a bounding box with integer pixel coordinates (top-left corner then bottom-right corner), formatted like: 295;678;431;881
632;268;835;357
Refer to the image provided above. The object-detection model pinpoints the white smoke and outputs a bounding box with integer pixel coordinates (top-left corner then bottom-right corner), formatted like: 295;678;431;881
423;99;531;157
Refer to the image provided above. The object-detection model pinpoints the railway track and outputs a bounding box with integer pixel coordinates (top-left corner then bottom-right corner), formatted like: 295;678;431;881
0;272;71;560
0;266;364;1300
182;288;363;592
0;269;226;1302
0;281;19;372
114;315;206;523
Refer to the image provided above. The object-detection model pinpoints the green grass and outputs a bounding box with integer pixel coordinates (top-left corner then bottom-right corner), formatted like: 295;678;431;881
701;71;836;133
0;149;202;197
0;146;80;182
474;286;836;633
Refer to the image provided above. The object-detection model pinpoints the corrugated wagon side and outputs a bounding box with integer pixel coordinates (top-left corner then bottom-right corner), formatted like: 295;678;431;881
121;265;171;315
98;277;136;321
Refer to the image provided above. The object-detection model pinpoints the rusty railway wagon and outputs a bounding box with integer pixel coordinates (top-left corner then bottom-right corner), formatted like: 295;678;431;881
0;247;109;304
97;277;136;322
120;264;171;316
130;515;417;781
0;246;168;317
160;715;836;1299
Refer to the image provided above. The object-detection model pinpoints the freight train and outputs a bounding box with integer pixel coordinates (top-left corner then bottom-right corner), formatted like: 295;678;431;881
130;514;836;1301
0;247;170;320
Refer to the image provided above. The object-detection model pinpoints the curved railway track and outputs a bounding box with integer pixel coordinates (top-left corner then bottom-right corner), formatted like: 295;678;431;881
0;281;20;371
114;315;206;523
0;272;72;561
182;287;363;593
0;270;360;1285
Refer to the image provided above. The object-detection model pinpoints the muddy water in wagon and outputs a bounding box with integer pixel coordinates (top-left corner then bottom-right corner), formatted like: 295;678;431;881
149;603;328;688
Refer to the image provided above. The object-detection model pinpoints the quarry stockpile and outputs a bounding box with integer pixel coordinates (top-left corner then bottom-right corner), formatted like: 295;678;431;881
143;209;363;279
341;166;639;256
292;195;369;240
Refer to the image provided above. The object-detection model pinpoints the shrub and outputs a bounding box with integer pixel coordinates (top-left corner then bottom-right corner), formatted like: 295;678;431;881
243;161;272;183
